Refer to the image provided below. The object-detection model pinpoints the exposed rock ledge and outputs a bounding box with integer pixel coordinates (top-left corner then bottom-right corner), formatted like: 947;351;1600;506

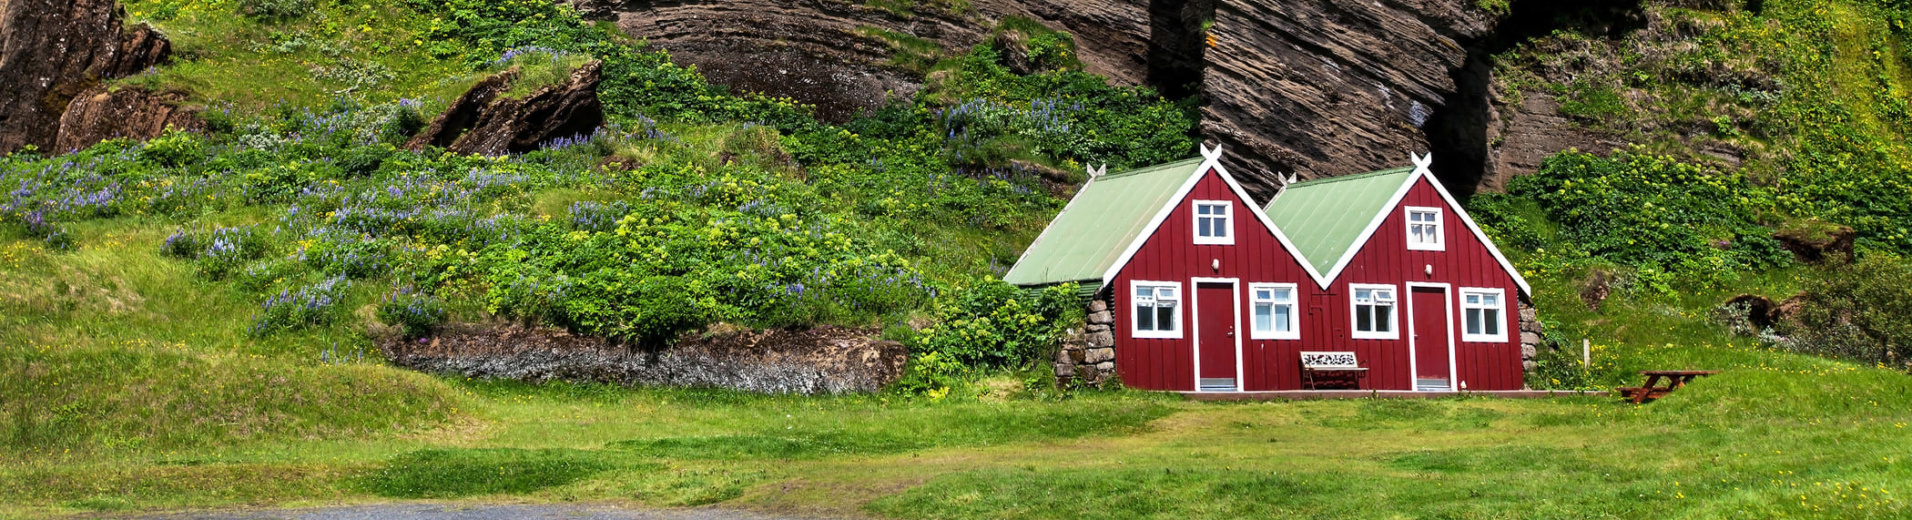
55;84;202;152
382;324;910;394
406;60;606;156
0;0;172;154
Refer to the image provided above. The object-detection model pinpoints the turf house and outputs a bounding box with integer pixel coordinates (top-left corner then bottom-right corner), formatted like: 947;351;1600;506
1005;146;1543;392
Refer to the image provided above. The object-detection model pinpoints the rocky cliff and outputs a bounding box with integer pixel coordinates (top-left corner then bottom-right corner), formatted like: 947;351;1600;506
574;0;1150;123
582;0;1576;196
0;0;171;154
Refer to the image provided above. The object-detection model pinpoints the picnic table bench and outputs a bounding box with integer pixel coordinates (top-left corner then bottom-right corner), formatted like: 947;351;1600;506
1301;351;1367;390
1617;370;1719;404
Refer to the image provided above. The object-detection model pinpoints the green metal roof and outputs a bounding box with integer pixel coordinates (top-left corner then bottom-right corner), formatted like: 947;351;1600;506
1262;167;1416;275
1003;157;1206;287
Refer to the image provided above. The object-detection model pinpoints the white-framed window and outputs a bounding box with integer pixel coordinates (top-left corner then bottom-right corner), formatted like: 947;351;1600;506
1248;283;1299;340
1131;281;1183;339
1349;284;1398;339
1406;206;1444;251
1192;201;1233;245
1460;288;1508;342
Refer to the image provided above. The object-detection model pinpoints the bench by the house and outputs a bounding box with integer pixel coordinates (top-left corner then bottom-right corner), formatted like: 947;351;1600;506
1300;351;1368;390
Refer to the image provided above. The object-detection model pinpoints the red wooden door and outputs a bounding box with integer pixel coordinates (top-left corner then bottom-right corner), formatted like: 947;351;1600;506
1410;287;1451;390
1196;282;1237;390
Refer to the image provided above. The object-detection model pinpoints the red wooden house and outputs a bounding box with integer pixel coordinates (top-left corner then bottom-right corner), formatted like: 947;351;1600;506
1005;146;1533;392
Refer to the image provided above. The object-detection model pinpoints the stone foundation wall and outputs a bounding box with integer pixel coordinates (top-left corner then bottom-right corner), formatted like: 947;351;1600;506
1054;291;1117;385
1518;297;1544;377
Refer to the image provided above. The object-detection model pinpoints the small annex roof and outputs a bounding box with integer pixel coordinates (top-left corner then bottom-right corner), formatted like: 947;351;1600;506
1003;156;1207;288
1263;167;1417;276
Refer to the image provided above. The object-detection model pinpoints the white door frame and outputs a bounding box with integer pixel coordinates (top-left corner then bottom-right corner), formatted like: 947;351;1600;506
1404;282;1457;391
1189;277;1244;392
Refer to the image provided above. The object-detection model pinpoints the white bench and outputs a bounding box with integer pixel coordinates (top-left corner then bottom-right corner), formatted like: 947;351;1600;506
1300;351;1368;390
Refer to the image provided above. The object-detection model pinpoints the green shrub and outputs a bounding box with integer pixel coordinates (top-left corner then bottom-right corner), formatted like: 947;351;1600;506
377;287;448;339
1781;254;1912;365
909;280;1082;371
237;0;314;20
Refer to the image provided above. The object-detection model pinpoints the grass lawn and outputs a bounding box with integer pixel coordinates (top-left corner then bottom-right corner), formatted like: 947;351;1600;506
3;215;1911;519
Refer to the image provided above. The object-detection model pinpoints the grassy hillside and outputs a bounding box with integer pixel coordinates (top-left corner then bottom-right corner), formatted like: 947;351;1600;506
1;0;1911;517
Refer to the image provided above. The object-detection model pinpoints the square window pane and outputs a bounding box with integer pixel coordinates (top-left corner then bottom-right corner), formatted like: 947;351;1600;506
1254;303;1272;331
1376;305;1392;332
1157;306;1175;331
1466;294;1480;305
1486;309;1500;335
1355;288;1372;301
1255;289;1271;300
1484;294;1498;306
1137;305;1155;331
1272;288;1291;301
1275;306;1291;332
1466;308;1481;335
1356;306;1372;331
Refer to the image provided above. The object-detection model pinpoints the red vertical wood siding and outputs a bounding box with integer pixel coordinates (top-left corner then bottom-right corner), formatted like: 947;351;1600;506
1297;177;1526;390
1110;167;1315;391
1109;172;1526;391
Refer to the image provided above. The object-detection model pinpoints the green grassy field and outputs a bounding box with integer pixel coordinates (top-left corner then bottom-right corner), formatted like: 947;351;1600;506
4;217;1910;519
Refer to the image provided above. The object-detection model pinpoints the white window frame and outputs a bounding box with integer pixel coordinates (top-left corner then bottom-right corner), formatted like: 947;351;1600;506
1192;200;1234;245
1348;283;1400;340
1405;206;1444;251
1247;283;1300;340
1459;287;1509;343
1130;280;1184;339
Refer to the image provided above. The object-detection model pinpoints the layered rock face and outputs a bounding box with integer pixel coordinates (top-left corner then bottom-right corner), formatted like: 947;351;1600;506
577;0;1150;123
0;0;171;154
55;84;202;152
407;61;606;155
1200;0;1497;197
385;323;910;394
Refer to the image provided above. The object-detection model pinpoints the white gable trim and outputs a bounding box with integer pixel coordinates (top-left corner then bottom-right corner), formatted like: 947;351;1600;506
1420;168;1533;296
1098;146;1325;289
1313;159;1532;296
1097;156;1218;286
1211;160;1328;284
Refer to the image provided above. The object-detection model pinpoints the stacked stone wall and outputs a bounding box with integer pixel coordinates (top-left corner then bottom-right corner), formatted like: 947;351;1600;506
1518;297;1544;380
1055;291;1117;385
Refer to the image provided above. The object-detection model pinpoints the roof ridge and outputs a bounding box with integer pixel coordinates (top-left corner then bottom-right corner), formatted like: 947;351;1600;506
1284;166;1414;188
1097;156;1204;180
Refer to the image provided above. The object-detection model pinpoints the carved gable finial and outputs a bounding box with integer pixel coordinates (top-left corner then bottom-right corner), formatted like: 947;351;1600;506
1200;143;1224;160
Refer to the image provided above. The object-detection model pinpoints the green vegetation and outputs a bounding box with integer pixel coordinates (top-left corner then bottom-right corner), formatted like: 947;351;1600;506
2;0;1912;517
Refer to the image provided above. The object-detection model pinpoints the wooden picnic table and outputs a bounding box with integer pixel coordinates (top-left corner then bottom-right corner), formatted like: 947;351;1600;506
1618;370;1719;404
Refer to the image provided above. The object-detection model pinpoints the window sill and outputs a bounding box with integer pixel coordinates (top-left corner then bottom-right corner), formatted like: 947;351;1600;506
1462;334;1509;343
1249;332;1300;340
1406;243;1445;251
1132;331;1183;340
1192;238;1234;246
1350;332;1400;340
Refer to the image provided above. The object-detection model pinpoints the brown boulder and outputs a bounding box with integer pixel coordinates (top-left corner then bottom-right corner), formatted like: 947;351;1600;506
55;84;201;152
407;61;605;156
0;0;172;154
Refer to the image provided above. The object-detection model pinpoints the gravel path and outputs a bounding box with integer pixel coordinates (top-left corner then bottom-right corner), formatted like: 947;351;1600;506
130;503;831;520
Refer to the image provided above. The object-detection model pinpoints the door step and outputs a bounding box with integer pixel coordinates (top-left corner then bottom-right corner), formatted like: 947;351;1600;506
1199;378;1238;392
1415;378;1450;392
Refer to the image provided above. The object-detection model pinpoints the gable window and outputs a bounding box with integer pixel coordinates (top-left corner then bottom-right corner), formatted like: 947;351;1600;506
1349;284;1398;339
1460;288;1508;342
1131;281;1183;339
1406;207;1443;251
1193;201;1233;245
1249;283;1299;340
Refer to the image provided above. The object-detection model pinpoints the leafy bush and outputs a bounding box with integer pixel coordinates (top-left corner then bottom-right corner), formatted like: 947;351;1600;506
237;0;313;20
909;280;1082;371
1781;254;1912;365
378;287;449;339
249;276;350;337
162;226;273;279
1485;149;1792;278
